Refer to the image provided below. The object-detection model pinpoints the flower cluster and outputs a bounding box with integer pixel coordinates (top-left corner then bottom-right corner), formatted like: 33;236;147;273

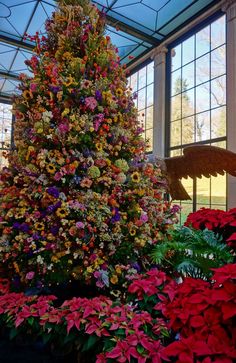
0;276;169;363
0;0;178;291
185;208;236;249
161;264;236;363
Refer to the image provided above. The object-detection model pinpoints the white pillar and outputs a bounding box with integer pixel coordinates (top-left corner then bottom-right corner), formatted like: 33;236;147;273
152;46;168;158
223;0;236;209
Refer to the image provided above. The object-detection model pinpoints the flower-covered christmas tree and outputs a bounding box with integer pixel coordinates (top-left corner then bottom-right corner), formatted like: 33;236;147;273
0;0;178;293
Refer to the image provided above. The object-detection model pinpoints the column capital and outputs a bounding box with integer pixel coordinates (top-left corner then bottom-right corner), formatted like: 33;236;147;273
151;46;168;66
222;0;236;20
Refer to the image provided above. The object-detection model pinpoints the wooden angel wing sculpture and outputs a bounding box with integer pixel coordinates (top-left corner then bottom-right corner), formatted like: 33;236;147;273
163;145;236;200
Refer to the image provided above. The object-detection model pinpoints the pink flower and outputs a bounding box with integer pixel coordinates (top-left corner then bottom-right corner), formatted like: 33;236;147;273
58;123;69;134
76;221;85;229
85;97;97;111
54;171;63;181
26;271;35;280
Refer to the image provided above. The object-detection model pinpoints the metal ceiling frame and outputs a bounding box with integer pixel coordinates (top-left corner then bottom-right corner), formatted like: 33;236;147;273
0;0;221;101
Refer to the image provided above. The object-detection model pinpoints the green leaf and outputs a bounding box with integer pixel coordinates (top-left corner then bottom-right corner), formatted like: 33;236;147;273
28;317;34;326
82;335;99;352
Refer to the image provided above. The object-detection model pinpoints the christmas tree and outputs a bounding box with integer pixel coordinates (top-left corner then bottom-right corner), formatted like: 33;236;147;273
0;0;178;293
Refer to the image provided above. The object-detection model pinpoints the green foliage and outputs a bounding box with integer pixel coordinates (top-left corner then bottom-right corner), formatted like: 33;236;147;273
151;226;233;279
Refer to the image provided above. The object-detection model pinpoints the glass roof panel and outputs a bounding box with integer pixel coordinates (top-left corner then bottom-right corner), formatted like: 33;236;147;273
0;49;16;71
10;50;31;73
110;3;157;32
6;1;36;37
0;0;221;99
26;2;52;35
1;79;19;94
159;0;215;35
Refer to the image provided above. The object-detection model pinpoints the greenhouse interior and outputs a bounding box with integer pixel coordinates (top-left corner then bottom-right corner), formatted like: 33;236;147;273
0;0;235;362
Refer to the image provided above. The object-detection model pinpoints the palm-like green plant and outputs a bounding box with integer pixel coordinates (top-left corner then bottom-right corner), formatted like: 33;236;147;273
150;226;233;279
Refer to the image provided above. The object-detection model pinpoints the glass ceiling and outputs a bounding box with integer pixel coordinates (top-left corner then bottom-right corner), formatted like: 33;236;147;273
0;0;219;100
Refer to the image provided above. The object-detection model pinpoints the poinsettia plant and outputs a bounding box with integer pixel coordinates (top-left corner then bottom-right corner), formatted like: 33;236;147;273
185;207;236;249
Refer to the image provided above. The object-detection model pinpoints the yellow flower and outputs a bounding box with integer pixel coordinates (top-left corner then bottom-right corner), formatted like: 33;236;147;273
65;241;72;248
115;266;122;275
131;171;140;183
25;146;35;161
15;208;26;219
22;90;33;100
64;75;74;87
56;207;69;218
13;262;20;273
51;256;59;263
46;163;56;174
129;226;136;236
95;142;103;151
116;88;123;97
62;108;70;117
110;274;118;284
35;222;44;231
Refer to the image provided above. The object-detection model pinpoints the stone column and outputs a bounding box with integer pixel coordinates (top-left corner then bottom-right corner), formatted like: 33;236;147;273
223;0;236;208
152;46;168;158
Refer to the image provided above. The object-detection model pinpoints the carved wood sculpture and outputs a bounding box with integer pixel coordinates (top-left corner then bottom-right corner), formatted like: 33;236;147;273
163;145;236;200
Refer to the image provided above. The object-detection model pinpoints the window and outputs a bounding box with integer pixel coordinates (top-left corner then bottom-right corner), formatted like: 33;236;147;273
128;61;154;152
0;103;13;169
168;15;226;223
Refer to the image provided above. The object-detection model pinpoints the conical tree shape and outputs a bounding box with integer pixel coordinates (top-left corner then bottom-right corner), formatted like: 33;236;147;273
0;0;178;292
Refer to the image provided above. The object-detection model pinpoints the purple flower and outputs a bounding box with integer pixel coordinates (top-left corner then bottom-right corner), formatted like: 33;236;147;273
20;223;30;233
131;262;141;272
26;271;35;280
50;225;59;236
111;207;121;223
95;90;102;102
13;222;21;229
47;186;60;198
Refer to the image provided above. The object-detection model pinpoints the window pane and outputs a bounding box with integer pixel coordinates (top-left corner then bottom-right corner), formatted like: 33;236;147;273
182;61;194;90
138;66;146;90
128;61;154;153
138;88;146;110
196;176;210;204
196;82;210;113
171;44;181;71
211;75;226;108
182;36;195;65
211;16;226;50
171;94;181;120
196;25;210;57
182;116;194;145
211;45;226;78
170;120;181;147
211;174;226;205
182;89;194;118
146;84;153;107
146;106;153;129
196;111;210;142
171;68;182;96
196;53;210;85
147;62;154;84
211;106;226;139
